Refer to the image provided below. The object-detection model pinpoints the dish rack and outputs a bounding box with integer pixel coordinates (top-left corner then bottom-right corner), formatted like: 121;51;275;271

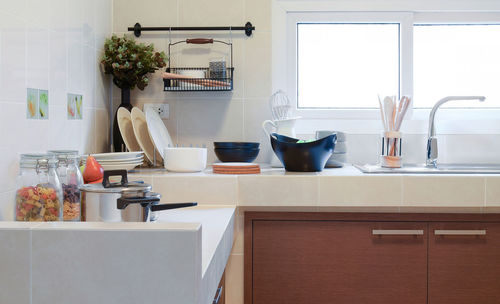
163;39;234;92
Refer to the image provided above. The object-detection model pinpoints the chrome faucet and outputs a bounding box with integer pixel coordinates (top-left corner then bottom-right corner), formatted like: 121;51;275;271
426;96;486;167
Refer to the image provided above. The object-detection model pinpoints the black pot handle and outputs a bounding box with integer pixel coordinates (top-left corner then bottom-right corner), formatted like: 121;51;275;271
102;170;128;188
117;196;161;210
151;202;198;212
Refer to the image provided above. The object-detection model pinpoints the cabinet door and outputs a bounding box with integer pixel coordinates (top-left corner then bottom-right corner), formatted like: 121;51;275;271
429;222;500;304
252;221;427;304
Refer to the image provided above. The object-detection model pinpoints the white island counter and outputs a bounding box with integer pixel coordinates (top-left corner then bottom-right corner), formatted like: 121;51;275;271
0;207;235;304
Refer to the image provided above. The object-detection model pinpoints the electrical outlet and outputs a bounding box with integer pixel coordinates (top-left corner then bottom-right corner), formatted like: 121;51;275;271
143;103;169;119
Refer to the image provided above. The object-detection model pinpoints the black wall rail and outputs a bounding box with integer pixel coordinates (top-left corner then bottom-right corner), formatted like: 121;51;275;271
128;22;255;37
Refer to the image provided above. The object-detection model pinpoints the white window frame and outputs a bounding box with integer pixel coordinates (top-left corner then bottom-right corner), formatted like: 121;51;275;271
272;0;500;134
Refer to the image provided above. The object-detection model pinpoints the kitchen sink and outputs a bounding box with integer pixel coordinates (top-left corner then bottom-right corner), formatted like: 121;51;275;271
355;163;500;174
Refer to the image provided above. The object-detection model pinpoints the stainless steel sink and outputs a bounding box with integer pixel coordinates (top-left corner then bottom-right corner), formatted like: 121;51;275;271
355;163;500;174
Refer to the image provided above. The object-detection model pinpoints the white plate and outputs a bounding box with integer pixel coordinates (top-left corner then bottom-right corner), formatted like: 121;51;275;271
91;152;143;160
145;107;173;160
117;108;142;152
131;107;163;164
100;162;142;171
97;160;144;166
95;157;144;163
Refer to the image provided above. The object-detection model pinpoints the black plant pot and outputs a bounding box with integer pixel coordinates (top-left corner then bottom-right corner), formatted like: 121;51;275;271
113;87;133;152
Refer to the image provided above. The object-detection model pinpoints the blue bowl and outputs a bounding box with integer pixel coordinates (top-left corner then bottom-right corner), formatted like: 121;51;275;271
270;133;336;172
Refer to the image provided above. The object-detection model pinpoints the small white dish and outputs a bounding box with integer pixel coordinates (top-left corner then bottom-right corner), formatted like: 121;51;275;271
163;147;207;172
117;108;141;152
131;107;163;165
145;107;173;160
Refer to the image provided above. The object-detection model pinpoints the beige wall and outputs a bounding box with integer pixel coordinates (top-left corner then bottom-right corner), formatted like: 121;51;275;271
113;1;272;302
0;0;113;220
112;0;273;165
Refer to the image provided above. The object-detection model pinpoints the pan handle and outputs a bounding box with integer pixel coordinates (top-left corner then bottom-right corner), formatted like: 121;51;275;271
151;202;198;212
117;195;161;210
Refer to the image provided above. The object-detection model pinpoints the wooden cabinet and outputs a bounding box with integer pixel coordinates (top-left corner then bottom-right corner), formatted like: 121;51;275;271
428;222;500;304
244;213;500;304
252;221;427;304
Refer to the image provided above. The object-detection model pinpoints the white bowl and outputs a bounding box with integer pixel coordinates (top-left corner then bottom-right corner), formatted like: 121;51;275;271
164;148;207;172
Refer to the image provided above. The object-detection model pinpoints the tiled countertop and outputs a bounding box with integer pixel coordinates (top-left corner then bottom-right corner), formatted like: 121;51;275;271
129;165;500;213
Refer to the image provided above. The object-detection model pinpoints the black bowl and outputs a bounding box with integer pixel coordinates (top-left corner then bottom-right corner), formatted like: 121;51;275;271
270;133;336;172
214;148;260;162
214;142;260;149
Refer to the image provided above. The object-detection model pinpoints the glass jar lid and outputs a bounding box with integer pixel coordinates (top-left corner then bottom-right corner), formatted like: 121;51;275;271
20;153;57;169
48;150;79;165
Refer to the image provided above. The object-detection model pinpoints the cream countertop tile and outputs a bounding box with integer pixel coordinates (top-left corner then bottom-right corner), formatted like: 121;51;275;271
402;175;485;207
319;175;402;206
238;174;319;206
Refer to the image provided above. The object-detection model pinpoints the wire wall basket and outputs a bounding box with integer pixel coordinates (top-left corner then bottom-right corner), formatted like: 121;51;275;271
163;39;234;92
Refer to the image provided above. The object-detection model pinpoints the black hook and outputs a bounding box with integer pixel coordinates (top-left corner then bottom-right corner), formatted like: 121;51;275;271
245;22;254;37
134;23;142;37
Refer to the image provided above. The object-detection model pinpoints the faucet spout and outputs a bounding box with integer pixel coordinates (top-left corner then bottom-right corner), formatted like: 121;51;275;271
426;96;485;167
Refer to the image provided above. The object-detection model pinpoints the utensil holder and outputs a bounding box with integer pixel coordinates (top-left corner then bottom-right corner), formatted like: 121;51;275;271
380;131;402;168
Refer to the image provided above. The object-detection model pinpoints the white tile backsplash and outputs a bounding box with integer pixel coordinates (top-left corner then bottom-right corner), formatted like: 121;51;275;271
0;0;112;219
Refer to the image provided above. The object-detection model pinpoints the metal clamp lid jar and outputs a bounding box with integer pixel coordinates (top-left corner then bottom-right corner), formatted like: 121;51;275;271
15;154;63;221
48;150;83;221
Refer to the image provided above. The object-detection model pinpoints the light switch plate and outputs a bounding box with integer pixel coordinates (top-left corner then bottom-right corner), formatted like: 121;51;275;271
143;103;169;119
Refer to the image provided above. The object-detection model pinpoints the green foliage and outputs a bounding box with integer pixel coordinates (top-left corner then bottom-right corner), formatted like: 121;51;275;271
101;34;167;90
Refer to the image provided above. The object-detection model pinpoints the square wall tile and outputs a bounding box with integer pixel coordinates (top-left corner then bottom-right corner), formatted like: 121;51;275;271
244;31;271;99
113;0;177;32
0;190;15;221
402;176;485;207
0;19;26;102
319;176;402;206
178;0;245;26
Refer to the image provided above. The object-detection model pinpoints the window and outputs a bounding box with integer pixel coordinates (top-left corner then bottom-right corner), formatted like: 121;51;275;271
414;24;500;108
297;23;399;108
287;11;500;112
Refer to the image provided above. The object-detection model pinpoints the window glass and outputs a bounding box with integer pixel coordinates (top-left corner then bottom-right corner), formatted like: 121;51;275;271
297;23;400;108
414;24;500;108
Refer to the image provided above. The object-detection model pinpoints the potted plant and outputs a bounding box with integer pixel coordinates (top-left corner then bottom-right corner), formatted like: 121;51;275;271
101;34;167;152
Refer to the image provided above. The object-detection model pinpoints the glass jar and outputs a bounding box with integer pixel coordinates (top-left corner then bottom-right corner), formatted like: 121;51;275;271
48;150;83;221
15;154;63;221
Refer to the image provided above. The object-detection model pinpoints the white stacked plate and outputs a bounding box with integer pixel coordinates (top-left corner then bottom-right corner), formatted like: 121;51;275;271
90;152;144;171
316;131;347;168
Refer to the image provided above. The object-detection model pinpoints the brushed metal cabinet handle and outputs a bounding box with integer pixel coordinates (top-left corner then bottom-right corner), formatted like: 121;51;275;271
434;229;486;236
213;286;223;304
372;229;424;235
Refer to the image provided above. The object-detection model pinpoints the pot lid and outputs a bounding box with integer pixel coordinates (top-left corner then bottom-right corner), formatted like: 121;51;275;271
80;181;152;194
80;170;152;194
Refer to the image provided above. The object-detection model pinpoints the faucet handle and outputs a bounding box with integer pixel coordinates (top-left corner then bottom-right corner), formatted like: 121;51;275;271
426;137;438;167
